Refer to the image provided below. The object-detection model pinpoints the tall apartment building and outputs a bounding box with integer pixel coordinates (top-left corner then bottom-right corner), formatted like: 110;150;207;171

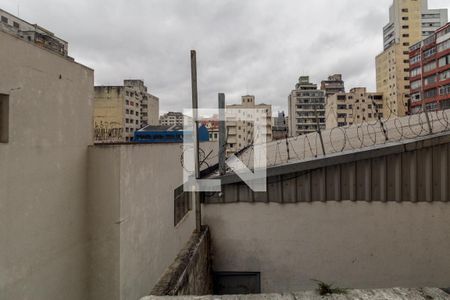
376;0;447;117
409;22;450;114
160;112;186;126
94;80;159;143
272;111;288;140
226;95;272;155
320;74;345;98
325;87;384;129
288;76;326;136
0;8;68;57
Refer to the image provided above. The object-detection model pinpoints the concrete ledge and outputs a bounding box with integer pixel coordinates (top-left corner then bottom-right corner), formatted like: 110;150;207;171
150;226;212;296
142;287;449;299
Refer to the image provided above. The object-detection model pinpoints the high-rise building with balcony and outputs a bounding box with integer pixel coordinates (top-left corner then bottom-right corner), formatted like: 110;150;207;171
376;0;447;117
225;95;272;155
320;74;345;98
288;76;326;136
325;88;384;129
409;22;450;114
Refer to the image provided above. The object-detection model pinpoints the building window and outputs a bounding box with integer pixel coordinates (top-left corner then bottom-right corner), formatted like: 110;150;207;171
411;67;421;77
410;55;421;64
402;8;408;12
402;17;409;20
439;55;450;67
424;74;437;86
174;186;191;226
411;80;422;90
439;84;450;95
423;47;436;59
1;16;8;23
13;21;19;28
0;94;9;143
424;88;437;99
440;70;450;81
411;93;421;103
438;40;450;52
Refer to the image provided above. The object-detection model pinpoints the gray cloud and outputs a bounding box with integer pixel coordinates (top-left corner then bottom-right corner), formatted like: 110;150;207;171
1;0;449;114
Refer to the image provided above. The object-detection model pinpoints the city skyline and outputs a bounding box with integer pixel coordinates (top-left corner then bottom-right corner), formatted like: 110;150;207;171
0;0;449;115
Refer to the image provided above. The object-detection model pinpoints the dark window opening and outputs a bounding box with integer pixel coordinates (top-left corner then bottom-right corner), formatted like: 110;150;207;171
0;94;9;143
174;186;191;226
213;272;261;295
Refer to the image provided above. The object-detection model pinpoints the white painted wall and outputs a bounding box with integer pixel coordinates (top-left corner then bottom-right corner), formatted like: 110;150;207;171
0;31;93;299
203;201;450;293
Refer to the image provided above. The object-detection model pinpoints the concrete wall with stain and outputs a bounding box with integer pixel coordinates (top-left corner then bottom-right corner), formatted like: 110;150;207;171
203;201;450;293
88;143;196;300
93;86;125;142
0;30;93;300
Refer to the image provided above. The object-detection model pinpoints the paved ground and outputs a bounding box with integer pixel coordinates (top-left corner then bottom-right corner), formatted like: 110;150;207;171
142;287;449;299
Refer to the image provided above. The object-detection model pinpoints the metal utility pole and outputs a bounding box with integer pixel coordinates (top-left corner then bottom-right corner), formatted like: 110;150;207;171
218;93;226;175
419;45;433;134
190;50;201;232
314;105;326;156
283;111;291;161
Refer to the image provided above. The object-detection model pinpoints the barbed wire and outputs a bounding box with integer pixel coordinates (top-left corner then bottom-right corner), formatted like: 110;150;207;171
178;103;450;175
236;106;450;170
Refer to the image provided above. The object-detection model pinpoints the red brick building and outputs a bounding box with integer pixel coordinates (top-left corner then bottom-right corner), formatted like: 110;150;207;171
409;22;450;114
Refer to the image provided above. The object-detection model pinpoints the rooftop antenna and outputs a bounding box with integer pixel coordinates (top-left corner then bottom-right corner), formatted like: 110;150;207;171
17;3;20;17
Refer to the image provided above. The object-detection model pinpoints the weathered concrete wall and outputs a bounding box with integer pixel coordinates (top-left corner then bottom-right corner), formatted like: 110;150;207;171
88;143;196;300
142;287;450;300
0;31;93;299
151;226;213;296
203;201;450;293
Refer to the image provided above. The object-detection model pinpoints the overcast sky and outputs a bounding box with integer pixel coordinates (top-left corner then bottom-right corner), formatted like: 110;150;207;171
1;0;449;115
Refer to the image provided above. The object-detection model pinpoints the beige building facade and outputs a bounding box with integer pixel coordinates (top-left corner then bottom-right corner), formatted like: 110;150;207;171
94;80;159;143
376;0;448;117
0;29;94;300
226;95;272;155
376;43;410;117
326;87;384;129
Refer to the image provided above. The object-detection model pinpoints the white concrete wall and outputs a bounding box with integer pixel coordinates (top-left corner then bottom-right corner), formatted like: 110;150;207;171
0;31;93;299
203;201;450;293
88;143;196;300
